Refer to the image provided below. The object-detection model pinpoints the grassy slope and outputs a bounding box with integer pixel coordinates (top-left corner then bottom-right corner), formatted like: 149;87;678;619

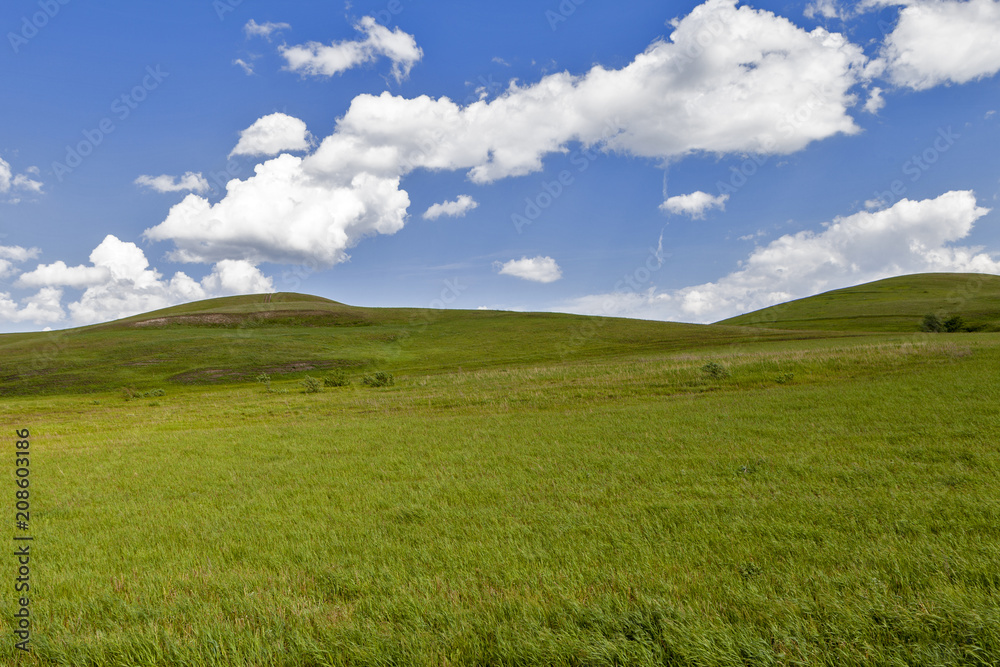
0;293;855;397
717;272;1000;332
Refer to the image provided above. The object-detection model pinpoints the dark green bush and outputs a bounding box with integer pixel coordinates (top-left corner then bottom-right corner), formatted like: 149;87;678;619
361;371;394;387
944;315;965;332
701;362;730;379
921;314;944;332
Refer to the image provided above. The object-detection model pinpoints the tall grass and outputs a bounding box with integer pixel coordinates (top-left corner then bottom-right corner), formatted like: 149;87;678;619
2;337;999;664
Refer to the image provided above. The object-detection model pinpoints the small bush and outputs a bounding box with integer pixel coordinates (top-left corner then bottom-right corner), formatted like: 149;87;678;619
944;315;965;333
300;376;323;394
701;362;729;379
921;314;943;333
121;387;165;401
324;371;350;387
775;372;794;384
361;371;394;388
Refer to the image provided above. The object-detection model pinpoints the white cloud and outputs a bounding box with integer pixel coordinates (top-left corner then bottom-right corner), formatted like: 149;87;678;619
805;0;843;19
863;86;885;114
874;0;1000;90
0;287;66;324
200;259;275;295
422;195;479;220
280;16;423;82
0;245;41;263
145;1;871;269
144;154;409;266
660;191;729;218
229;113;313;158
244;19;291;40
559;191;996;323
8;235;275;326
135;172;211;194
233;58;255;75
17;261;110;288
0;155;43;198
497;256;563;283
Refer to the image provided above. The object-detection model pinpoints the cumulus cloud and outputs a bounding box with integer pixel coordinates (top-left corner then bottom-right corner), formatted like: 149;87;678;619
805;0;843;19
244;19;291;40
661;191;729;218
497;256;563;283
229;113;313;158
863;86;885;114
280;16;423;82
558;191;996;323
0;245;41;263
873;0;1000;90
145;0;870;269
144;154;409;266
8;235;275;326
135;172;211;194
0;245;41;280
17;261;109;288
422;195;479;220
200;259;275;295
0;156;43;198
0;288;66;324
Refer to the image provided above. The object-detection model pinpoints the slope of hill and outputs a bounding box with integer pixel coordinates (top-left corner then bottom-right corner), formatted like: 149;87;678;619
717;273;1000;332
0;292;849;397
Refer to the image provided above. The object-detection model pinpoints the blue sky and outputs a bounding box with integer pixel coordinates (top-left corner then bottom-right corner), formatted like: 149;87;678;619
0;0;998;332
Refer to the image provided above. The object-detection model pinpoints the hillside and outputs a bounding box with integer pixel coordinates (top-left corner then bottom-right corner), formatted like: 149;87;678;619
0;292;846;397
717;273;1000;332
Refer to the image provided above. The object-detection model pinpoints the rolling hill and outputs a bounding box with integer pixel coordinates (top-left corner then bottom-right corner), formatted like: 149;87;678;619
0;292;844;397
717;272;1000;332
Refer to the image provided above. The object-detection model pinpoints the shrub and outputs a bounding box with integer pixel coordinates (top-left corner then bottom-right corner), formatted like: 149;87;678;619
701;362;729;379
921;314;943;333
361;371;394;387
944;315;965;333
300;376;323;394
775;372;794;384
121;387;165;401
324;371;350;387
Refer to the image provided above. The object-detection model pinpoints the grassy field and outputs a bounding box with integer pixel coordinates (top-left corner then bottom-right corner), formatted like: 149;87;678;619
2;274;1000;665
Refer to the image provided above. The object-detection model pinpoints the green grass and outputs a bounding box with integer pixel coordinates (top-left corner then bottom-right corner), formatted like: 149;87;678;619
2;282;1000;665
718;272;1000;332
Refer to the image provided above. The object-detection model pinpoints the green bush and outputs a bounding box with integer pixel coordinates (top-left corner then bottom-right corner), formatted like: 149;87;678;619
921;313;944;332
701;362;729;379
121;387;166;401
300;376;323;394
944;315;965;333
361;371;394;388
324;371;350;387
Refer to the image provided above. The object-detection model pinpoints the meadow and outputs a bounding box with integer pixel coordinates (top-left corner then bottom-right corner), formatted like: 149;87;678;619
1;274;999;665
